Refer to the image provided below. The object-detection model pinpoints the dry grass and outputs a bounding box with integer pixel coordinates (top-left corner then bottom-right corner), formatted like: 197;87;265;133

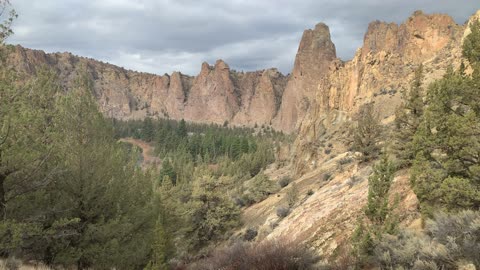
188;240;320;270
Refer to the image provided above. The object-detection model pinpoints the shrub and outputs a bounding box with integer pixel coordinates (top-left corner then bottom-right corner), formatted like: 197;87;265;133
374;210;480;269
243;228;258;242
278;176;291;188
286;183;299;208
276;206;290;218
191;240;320;270
5;257;21;270
307;189;314;196
338;157;353;165
324;148;332;155
323;173;332;181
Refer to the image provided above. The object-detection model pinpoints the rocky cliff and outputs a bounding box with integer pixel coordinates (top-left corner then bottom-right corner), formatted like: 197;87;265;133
6;10;473;138
7;46;288;127
293;10;468;174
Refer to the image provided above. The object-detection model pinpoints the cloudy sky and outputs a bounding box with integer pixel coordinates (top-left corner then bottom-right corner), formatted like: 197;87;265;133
6;0;479;75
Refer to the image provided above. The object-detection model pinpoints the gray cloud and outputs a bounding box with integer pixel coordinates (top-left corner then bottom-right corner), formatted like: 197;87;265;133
7;0;479;75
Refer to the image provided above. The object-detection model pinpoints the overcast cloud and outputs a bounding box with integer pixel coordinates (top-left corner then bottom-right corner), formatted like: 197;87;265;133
7;0;479;75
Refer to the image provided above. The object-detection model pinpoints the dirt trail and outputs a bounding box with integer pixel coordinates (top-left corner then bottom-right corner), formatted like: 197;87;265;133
119;138;161;169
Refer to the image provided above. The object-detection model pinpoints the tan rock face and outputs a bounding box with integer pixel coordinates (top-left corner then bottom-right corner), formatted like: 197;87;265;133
7;48;287;127
5;10;476;137
293;10;468;175
273;23;337;133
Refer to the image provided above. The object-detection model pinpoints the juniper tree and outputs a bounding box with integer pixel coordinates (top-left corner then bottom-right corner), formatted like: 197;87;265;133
410;23;480;215
351;103;382;161
393;65;425;168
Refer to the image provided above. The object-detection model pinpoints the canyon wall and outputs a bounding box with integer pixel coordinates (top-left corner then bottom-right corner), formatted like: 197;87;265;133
6;10;473;141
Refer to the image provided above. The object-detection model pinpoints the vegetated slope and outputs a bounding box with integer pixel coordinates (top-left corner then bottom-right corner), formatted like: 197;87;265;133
235;9;480;261
119;138;161;169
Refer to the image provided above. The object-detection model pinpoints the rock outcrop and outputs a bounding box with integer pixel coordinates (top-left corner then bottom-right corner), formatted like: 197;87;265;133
273;23;337;132
5;10;475;139
7;47;287;127
293;10;468;175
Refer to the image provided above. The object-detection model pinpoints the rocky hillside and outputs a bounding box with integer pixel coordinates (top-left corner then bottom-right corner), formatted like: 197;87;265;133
293;10;471;175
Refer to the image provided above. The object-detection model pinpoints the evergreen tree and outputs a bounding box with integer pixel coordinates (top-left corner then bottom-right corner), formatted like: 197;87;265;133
351;103;382;161
185;174;240;250
410;24;480;215
352;153;398;265
463;20;480;67
393;64;425;168
44;75;155;268
143;117;155;142
365;153;396;227
159;159;176;185
177;119;187;138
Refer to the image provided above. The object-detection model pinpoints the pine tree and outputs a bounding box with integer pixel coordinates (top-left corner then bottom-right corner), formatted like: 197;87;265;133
159;159;176;185
145;217;173;270
177;119;187;138
44;74;155;268
393;65;425;168
143;117;155;142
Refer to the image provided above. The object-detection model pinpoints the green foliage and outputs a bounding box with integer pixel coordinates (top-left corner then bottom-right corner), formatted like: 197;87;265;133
244;173;277;204
374;210;480;269
365;153;396;225
185;174;241;251
393;65;425;168
145;218;173;270
410;66;480;215
0;1;17;43
351;221;375;264
1;71;156;269
351;153;398;266
351;103;382;161
463;20;480;67
159;158;176;185
143;117;155;142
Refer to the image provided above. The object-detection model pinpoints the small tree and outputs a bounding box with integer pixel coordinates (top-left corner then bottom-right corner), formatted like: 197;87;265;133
352;153;398;265
159;159;176;185
351;103;382;161
393;65;425;168
286;183;299;208
143;117;155;142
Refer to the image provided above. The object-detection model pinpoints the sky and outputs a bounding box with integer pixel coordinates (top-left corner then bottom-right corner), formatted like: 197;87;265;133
6;0;480;75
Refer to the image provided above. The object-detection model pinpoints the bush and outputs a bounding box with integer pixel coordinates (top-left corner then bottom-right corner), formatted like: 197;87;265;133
190;240;320;270
278;176;291;188
338;157;353;165
276;206;290;218
324;148;332;155
5;257;21;270
243;228;258;242
374;210;480;269
286;183;299;208
307;189;314;196
323;173;332;181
